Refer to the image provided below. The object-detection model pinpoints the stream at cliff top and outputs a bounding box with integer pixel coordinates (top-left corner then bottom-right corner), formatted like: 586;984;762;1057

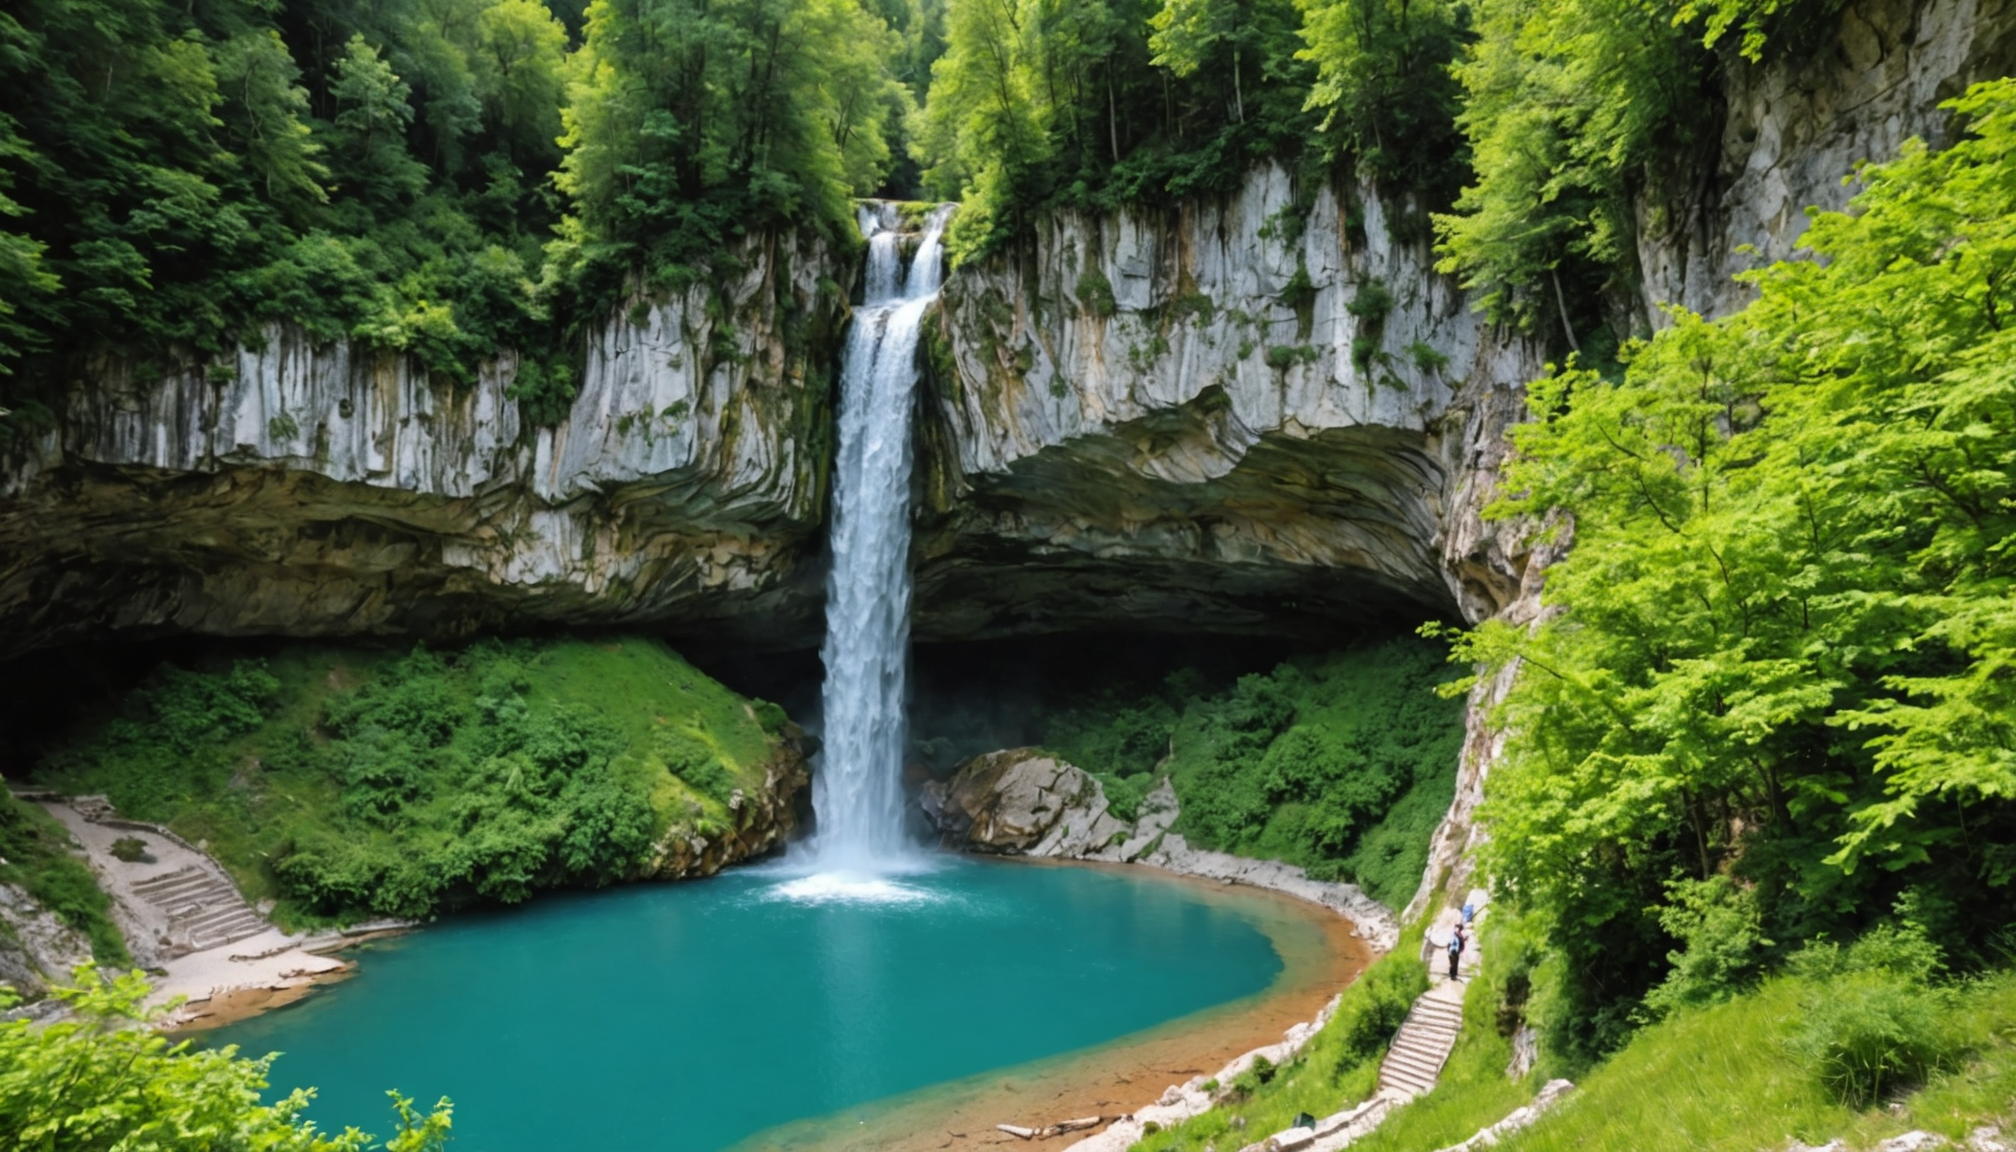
211;857;1314;1152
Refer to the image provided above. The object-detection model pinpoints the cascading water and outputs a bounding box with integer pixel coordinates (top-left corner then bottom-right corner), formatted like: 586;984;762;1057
803;202;950;874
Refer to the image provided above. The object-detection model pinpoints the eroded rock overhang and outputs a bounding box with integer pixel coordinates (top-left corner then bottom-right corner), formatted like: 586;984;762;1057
0;233;850;660
912;164;1544;640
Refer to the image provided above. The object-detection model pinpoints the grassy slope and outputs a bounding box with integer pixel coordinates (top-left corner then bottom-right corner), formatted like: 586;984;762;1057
1494;972;2016;1152
1035;637;1465;909
30;637;788;928
1136;902;2016;1152
1161;640;1465;907
1292;926;2016;1152
0;793;129;966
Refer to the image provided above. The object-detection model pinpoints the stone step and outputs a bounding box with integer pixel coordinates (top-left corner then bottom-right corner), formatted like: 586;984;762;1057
191;921;266;949
1380;1069;1436;1096
1388;1039;1452;1065
164;895;235;919
1388;1039;1448;1065
1380;1052;1445;1086
181;905;255;933
189;910;264;937
1395;1016;1459;1049
131;866;207;895
144;879;234;907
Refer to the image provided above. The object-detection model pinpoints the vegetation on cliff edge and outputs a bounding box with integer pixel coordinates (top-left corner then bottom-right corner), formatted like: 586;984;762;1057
1438;77;2016;1063
1025;637;1464;909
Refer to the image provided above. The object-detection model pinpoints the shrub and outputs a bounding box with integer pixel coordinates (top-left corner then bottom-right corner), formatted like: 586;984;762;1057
1332;955;1431;1069
752;700;790;735
1787;919;1962;1105
33;637;781;925
1076;268;1118;319
1643;876;1772;1016
108;837;151;863
0;966;451;1151
1790;970;1956;1106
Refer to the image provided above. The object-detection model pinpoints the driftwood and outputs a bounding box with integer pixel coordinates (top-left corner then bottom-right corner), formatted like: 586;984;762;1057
995;1117;1104;1140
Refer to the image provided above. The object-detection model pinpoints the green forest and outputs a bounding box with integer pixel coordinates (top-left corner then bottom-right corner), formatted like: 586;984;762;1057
1;0;1822;430
6;0;2016;1147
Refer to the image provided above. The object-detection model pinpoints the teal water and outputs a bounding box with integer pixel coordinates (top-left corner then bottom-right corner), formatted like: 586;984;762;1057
212;858;1286;1151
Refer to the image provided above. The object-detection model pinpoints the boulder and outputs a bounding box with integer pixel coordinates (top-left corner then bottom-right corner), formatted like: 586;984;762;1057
922;749;1128;856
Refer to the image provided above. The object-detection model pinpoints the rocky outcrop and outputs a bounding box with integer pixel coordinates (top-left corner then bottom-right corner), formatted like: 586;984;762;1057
921;748;1131;855
917;169;1546;639
923;750;1400;949
0;233;851;659
647;741;811;878
0;881;93;1004
1640;0;2016;321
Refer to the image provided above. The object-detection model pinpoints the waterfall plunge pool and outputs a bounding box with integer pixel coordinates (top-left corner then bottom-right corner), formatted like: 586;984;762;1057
209;856;1363;1152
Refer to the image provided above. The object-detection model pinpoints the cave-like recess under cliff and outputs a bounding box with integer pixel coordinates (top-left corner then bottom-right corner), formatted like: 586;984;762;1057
2;0;2009;662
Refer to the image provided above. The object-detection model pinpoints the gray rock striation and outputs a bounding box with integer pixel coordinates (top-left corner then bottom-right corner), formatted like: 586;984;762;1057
916;166;1546;639
0;233;850;658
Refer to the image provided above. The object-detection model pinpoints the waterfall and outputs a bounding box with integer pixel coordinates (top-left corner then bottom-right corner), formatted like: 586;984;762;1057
806;203;950;871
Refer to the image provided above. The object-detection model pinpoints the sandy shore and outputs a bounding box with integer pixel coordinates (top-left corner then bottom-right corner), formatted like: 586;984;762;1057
732;857;1373;1152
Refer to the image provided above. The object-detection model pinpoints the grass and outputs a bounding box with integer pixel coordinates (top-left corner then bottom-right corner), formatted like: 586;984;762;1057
1132;926;1430;1151
1025;637;1465;910
1493;971;2016;1152
0;793;130;968
29;636;792;929
1329;912;2016;1152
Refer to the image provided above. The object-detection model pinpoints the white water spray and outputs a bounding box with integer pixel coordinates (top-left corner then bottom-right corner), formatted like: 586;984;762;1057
804;202;950;874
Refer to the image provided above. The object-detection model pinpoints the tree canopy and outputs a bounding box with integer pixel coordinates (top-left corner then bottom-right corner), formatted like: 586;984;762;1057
1443;77;2016;1060
0;966;452;1152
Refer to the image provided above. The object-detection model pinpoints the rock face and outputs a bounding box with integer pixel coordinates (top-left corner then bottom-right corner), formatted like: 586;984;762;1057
9;0;1998;661
0;233;850;659
1640;0;2016;322
0;881;93;1004
922;748;1133;856
916;170;1546;639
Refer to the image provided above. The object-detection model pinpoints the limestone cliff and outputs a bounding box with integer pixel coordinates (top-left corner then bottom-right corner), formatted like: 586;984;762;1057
0;233;850;659
1403;0;2016;918
1641;0;2016;319
915;170;1545;639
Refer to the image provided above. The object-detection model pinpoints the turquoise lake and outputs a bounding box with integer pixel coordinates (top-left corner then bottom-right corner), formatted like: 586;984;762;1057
212;857;1289;1151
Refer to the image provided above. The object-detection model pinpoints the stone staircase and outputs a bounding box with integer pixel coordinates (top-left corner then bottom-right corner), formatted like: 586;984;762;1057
1377;888;1487;1100
129;864;268;956
1378;981;1466;1097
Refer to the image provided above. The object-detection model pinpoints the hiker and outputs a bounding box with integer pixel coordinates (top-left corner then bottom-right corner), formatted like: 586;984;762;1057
1461;900;1476;925
1447;924;1466;980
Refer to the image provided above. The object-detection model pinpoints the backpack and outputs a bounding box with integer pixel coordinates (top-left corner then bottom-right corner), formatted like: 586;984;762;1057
1449;933;1463;955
